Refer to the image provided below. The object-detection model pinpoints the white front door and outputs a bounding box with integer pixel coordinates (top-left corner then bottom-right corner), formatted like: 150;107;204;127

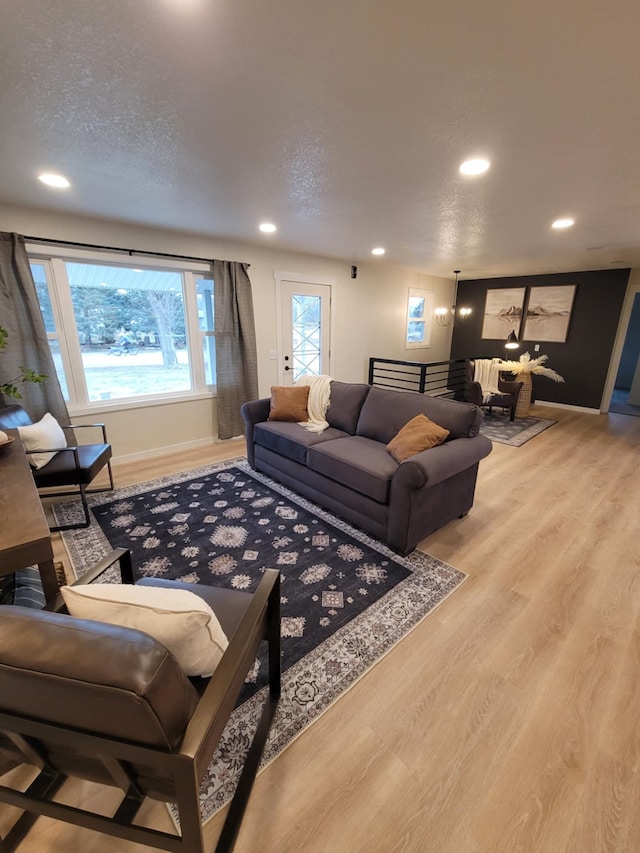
277;278;332;385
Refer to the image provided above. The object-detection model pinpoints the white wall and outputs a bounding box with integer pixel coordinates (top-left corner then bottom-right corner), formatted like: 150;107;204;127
0;204;454;460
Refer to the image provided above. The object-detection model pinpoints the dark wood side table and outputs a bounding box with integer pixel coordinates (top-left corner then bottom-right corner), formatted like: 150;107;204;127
0;433;59;604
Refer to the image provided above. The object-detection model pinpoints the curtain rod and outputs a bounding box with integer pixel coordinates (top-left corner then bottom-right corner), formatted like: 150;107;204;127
22;235;250;267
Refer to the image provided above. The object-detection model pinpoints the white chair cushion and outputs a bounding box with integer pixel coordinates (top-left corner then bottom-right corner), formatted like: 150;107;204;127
17;412;66;469
60;583;228;677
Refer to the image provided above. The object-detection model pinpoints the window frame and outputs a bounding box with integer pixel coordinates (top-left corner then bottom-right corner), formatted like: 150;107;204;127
404;287;434;350
27;244;216;415
192;274;216;388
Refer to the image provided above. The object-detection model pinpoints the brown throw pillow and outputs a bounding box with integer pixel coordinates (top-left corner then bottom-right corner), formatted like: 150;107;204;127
268;385;310;422
386;413;450;462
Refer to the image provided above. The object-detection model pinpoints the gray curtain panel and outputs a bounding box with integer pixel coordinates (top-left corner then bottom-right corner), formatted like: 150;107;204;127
213;260;258;440
0;232;70;423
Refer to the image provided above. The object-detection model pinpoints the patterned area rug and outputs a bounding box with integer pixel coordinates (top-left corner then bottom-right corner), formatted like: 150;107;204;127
479;412;557;446
56;458;466;824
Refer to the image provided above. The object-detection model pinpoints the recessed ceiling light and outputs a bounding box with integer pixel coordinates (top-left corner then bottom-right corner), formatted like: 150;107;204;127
551;218;575;229
371;247;385;256
259;222;277;233
459;159;490;176
38;173;70;188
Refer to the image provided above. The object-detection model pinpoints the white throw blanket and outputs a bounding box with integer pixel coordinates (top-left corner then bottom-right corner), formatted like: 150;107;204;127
473;358;503;403
295;374;333;432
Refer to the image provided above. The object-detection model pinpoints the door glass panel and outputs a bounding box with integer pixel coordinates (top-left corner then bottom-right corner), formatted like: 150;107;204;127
291;294;321;380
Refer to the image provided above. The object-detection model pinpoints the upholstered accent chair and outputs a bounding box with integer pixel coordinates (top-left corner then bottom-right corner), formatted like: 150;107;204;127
0;549;281;853
0;403;114;531
464;359;523;422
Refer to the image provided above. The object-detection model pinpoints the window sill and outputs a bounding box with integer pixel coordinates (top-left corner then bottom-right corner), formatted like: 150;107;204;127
68;390;216;418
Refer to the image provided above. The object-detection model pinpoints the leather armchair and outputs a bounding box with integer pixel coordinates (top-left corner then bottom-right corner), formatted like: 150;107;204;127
0;404;114;531
464;359;523;422
0;549;281;853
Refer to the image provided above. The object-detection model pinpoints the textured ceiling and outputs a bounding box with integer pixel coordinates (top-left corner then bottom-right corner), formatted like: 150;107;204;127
2;0;640;278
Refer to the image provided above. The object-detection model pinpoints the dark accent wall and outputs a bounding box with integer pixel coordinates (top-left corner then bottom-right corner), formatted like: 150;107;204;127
451;269;630;409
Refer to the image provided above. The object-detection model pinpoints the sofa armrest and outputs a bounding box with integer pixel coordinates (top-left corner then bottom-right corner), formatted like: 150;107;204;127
393;435;493;491
240;398;271;468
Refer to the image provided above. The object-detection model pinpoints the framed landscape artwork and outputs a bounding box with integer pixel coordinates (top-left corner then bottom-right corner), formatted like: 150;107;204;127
522;285;576;342
481;288;526;339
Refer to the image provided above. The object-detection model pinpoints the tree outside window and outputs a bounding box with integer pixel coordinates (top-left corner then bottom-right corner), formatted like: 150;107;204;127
29;253;215;407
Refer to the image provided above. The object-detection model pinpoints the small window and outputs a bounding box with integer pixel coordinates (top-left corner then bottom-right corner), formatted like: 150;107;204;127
405;288;433;349
30;261;70;400
196;276;216;386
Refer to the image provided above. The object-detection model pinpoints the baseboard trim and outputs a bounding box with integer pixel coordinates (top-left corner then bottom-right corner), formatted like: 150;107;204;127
111;436;220;465
535;400;601;414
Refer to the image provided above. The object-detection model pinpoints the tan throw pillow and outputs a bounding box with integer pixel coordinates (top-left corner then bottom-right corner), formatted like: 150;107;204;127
60;583;228;678
386;413;450;462
268;385;310;422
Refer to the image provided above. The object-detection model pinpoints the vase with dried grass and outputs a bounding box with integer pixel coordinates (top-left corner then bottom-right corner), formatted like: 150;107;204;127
501;352;564;417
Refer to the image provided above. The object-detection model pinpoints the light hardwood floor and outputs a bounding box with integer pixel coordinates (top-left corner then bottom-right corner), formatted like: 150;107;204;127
2;405;639;852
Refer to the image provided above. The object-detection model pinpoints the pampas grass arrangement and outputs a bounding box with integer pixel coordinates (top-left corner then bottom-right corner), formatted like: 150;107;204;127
501;352;564;383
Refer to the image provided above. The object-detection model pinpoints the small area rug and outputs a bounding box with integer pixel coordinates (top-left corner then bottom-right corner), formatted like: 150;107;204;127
479;412;557;446
56;457;466;824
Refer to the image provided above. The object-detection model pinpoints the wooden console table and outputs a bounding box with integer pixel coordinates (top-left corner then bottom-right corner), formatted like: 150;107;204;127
0;434;59;604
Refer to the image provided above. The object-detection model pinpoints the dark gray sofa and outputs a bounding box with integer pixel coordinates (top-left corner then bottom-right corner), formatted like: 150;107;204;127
241;382;493;555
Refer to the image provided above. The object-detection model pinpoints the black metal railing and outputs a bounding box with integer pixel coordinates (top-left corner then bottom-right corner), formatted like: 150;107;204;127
368;357;471;398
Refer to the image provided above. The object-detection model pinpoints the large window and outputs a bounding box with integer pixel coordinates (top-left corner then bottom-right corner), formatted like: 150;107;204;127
28;246;215;409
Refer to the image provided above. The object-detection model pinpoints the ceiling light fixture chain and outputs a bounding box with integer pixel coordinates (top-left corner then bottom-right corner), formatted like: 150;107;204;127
435;270;472;327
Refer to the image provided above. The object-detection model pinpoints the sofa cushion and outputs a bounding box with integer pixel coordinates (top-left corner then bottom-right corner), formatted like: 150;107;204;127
255;421;349;464
326;381;371;434
307;436;398;504
386;414;450;462
268;385;310;422
356;386;481;443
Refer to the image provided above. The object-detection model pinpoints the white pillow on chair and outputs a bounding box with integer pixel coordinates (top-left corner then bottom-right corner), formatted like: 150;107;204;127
60;583;229;677
17;412;66;469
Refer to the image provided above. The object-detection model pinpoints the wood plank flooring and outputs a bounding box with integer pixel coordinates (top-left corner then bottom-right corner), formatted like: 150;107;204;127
2;406;639;852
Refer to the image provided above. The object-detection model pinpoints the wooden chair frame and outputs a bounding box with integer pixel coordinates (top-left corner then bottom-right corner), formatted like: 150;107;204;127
0;550;281;853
